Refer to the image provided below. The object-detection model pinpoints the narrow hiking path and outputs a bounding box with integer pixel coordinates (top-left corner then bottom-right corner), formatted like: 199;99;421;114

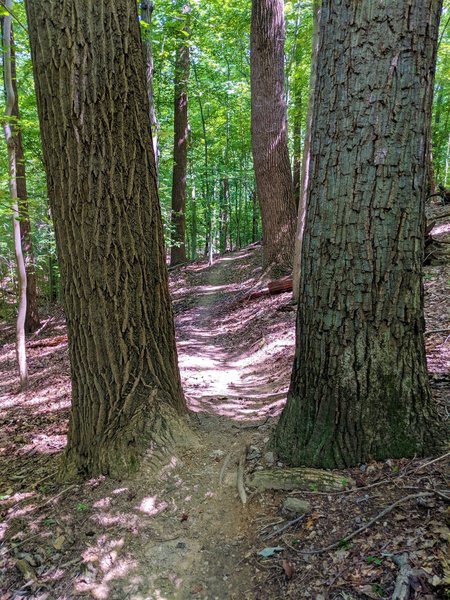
173;246;294;421
103;246;298;599
134;246;297;598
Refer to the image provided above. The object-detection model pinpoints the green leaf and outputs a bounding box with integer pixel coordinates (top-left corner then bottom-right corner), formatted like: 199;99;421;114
366;556;383;566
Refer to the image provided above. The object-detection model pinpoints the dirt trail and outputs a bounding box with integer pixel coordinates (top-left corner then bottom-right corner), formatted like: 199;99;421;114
88;248;295;599
144;248;295;599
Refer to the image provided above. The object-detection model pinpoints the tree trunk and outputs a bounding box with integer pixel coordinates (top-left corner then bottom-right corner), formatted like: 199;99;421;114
250;0;297;276
274;0;443;469
190;184;197;260
292;0;320;303
220;177;229;253
193;62;211;261
170;5;190;267
1;16;40;333
292;88;302;211
25;0;187;479
140;0;159;174
2;7;28;390
252;189;259;243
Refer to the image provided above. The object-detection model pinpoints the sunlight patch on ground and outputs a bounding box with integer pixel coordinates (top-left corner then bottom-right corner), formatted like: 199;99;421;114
91;511;141;531
18;433;66;456
138;496;169;516
432;222;450;236
78;537;138;600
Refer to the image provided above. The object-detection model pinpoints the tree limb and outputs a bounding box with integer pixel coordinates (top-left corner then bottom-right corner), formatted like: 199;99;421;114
289;492;437;555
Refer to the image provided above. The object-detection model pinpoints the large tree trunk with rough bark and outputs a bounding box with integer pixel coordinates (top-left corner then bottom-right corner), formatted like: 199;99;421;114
1;17;39;333
250;0;297;276
274;0;444;469
26;0;187;479
170;5;190;267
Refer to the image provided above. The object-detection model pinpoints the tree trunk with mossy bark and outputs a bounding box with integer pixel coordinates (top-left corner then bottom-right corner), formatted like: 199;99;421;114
274;0;444;469
250;0;297;276
25;0;188;479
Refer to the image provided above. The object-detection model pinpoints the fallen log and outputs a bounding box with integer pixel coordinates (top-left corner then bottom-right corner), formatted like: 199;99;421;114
247;289;270;301
243;276;294;302
249;468;355;492
28;335;68;348
268;276;293;295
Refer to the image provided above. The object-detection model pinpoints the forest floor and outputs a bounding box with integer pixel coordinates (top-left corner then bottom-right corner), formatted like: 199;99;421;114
0;210;449;599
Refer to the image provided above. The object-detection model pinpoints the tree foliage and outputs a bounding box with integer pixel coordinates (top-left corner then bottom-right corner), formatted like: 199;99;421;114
0;0;449;303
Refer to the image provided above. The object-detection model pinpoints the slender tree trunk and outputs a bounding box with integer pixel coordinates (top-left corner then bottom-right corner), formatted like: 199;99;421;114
251;0;297;275
140;1;159;173
274;0;444;469
190;184;197;260
220;177;229;253
292;88;302;210
48;255;58;304
193;62;211;261
292;0;320;303
252;189;259;243
170;5;190;266
2;7;28;389
1;16;39;333
26;0;187;479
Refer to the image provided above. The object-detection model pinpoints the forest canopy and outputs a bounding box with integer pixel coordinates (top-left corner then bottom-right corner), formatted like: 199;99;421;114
1;1;449;298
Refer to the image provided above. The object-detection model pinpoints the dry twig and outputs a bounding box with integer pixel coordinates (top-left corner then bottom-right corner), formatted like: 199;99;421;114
232;416;270;430
424;328;450;336
264;514;305;540
288;492;436;555
219;450;234;486
237;446;248;505
291;477;393;496
414;451;450;472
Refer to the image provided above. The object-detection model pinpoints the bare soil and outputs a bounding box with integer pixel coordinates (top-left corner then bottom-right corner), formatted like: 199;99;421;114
0;230;449;600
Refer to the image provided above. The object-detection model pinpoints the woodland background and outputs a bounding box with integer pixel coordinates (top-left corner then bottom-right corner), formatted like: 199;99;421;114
1;0;448;307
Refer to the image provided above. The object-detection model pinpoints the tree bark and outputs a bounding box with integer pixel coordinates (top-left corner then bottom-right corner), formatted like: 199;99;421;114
170;5;190;267
25;0;187;479
1;17;40;333
251;0;297;276
274;0;444;469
